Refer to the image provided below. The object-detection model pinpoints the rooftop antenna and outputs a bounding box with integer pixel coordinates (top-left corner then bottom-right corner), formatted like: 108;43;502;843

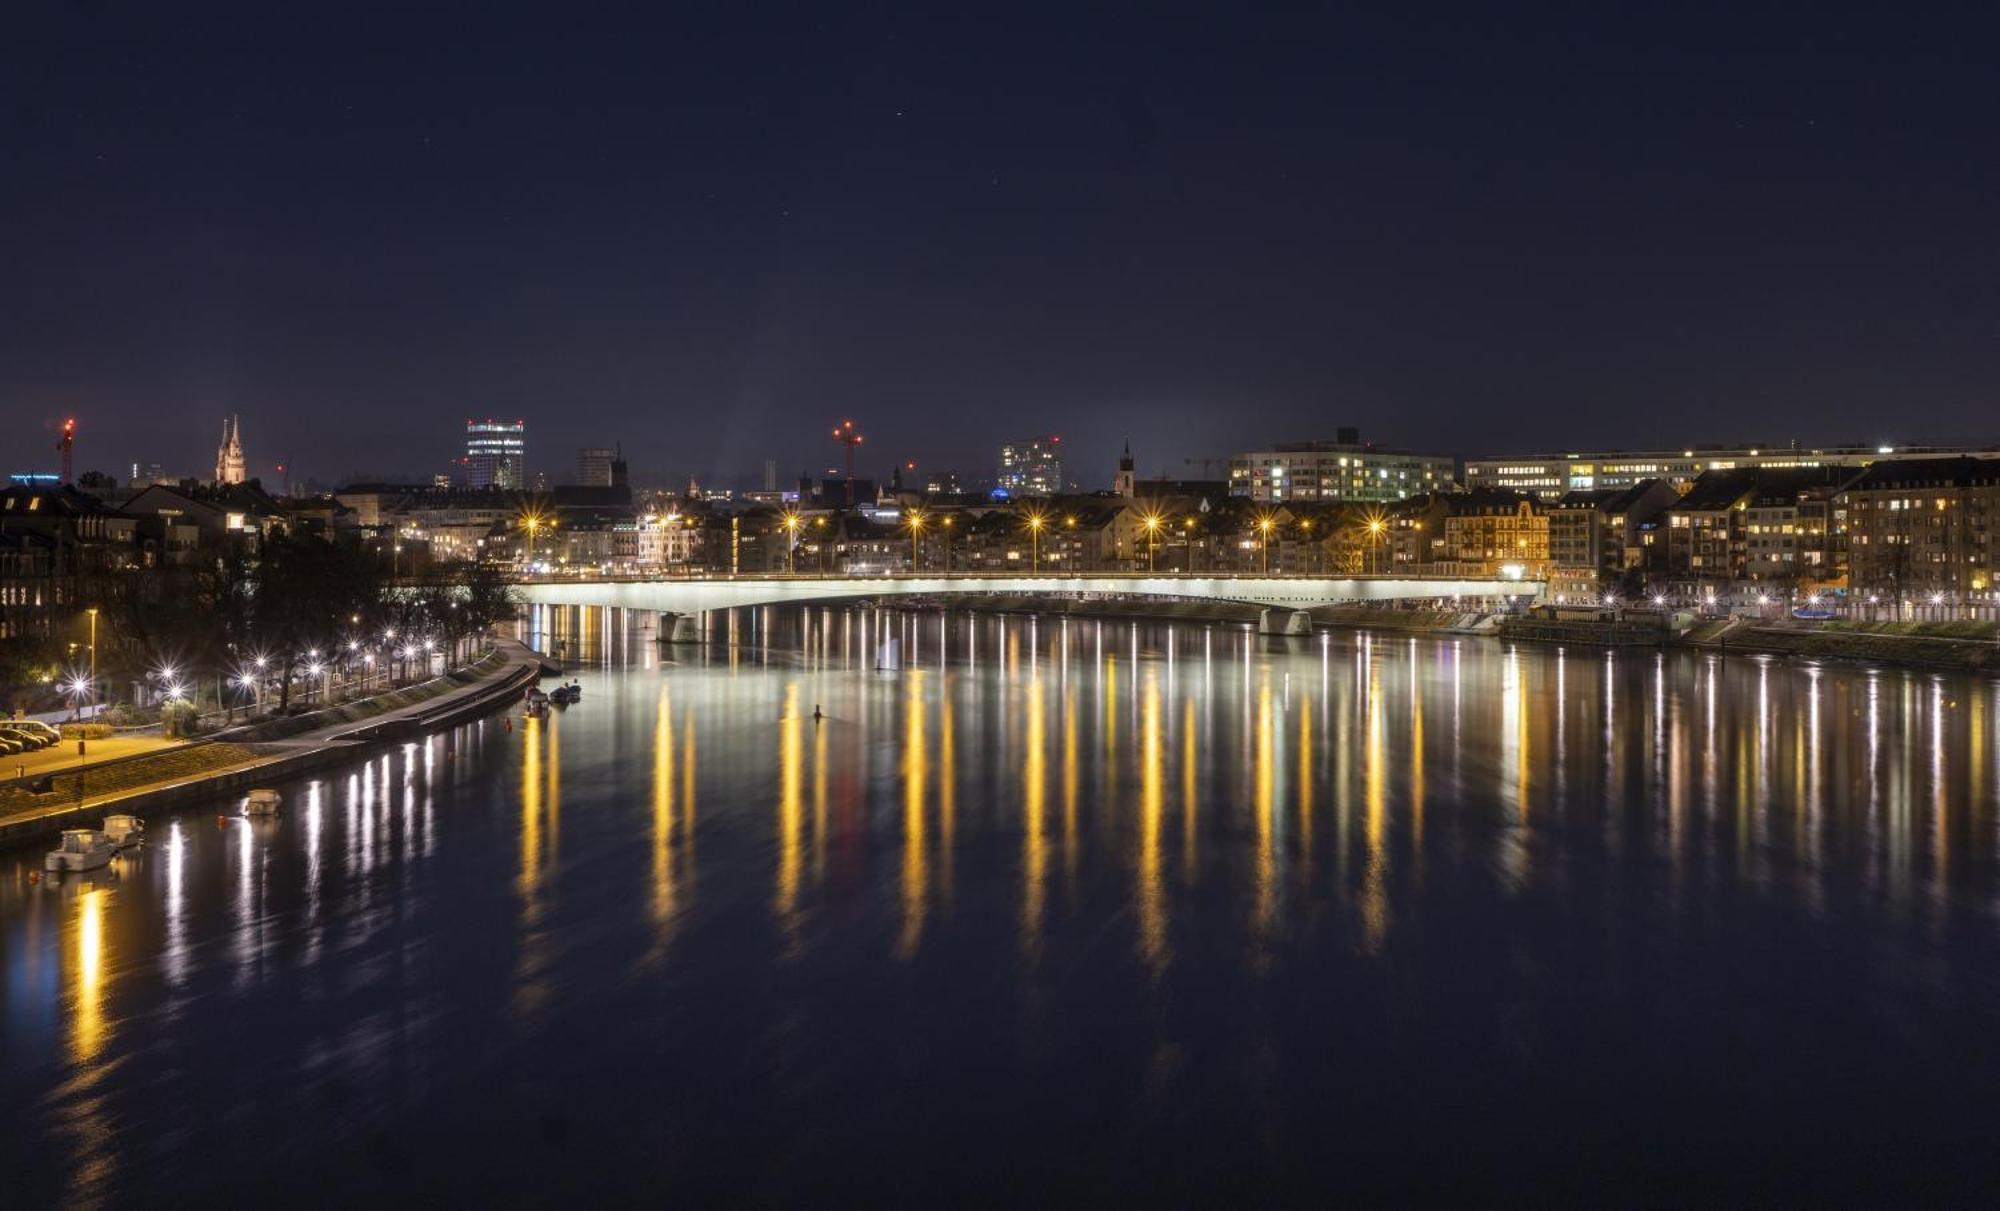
58;418;76;484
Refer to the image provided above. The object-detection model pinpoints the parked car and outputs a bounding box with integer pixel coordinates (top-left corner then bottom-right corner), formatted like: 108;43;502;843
0;726;53;751
0;735;25;757
13;720;60;744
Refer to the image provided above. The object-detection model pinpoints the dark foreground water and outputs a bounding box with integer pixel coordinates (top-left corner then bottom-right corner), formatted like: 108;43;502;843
5;608;2000;1205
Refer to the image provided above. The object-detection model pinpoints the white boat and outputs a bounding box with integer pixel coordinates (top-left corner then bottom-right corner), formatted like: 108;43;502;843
244;788;283;816
46;829;116;873
102;814;146;850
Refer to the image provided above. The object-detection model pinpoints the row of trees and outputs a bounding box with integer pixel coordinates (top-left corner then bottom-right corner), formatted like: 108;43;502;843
67;535;515;717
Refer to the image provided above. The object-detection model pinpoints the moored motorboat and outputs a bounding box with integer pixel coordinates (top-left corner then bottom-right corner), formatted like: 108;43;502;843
102;814;146;850
46;829;116;873
244;788;282;816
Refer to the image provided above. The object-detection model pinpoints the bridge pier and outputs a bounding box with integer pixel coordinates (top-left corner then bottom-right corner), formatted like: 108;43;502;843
660;612;703;644
1258;608;1314;636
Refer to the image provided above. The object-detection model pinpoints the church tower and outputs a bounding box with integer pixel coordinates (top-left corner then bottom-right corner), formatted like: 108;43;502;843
1114;439;1136;498
215;415;247;485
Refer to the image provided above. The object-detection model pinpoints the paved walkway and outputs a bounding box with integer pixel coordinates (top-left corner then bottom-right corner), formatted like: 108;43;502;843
3;734;183;780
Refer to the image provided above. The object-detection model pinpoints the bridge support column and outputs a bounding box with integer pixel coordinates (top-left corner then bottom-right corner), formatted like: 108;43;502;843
1258;608;1314;636
661;612;702;644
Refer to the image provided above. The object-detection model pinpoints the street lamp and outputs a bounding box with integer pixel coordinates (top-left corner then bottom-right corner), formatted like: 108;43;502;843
1024;510;1048;574
1365;517;1387;575
85;606;98;706
781;512;802;574
1139;512;1163;573
906;509;926;572
1256;514;1276;575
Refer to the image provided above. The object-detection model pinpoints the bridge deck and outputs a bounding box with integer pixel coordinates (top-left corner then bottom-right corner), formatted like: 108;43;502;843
516;572;1543;614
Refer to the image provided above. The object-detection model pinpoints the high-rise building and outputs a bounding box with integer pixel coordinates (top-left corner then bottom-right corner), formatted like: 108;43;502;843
1228;430;1452;504
998;436;1064;496
577;446;616;487
763;459;779;492
214;415;247;485
465;418;527;489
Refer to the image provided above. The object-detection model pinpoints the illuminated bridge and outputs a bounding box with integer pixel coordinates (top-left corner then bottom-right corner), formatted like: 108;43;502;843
516;572;1544;640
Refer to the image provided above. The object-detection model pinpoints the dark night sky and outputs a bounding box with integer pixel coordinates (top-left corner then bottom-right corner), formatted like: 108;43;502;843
6;2;1999;490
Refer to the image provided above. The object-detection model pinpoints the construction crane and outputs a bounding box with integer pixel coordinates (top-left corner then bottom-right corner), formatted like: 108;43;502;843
831;419;865;507
58;418;76;484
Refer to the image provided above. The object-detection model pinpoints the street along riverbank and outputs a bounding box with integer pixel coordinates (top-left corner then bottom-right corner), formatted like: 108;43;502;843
0;641;541;850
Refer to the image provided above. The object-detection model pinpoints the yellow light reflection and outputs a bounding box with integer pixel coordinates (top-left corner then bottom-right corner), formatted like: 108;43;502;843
1361;658;1389;953
1063;680;1080;891
1138;673;1167;969
70;888;108;1065
1023;676;1048;953
1254;682;1275;934
898;671;929;957
519;714;543;897
776;682;803;930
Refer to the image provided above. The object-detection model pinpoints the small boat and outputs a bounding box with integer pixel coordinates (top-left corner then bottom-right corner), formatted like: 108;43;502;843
524;686;550;717
102;814;146;850
46;829;116;873
244;788;283;816
549;683;580;706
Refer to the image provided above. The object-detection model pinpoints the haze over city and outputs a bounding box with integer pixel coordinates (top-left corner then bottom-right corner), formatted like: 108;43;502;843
11;3;2000;485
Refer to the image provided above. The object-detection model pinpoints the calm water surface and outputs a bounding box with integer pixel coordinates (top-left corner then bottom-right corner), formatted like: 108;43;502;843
5;608;2000;1205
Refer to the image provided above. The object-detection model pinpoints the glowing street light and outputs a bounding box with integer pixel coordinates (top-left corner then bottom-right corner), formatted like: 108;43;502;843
1024;509;1048;575
905;509;927;572
1255;514;1277;575
781;511;803;574
1139;511;1164;573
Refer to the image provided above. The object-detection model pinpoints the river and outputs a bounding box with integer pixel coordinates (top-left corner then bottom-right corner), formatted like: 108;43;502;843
4;607;1999;1203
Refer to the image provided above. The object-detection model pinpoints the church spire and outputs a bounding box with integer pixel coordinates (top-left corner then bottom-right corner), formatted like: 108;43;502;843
215;414;247;485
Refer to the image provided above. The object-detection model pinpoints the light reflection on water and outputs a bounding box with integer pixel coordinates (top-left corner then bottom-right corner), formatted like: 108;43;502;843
4;607;2000;1203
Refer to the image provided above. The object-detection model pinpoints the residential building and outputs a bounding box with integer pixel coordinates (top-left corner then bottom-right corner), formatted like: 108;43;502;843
1842;456;2000;601
1228;430;1453;504
122;481;290;551
1546;479;1678;602
1437;490;1548;577
1659;467;1855;594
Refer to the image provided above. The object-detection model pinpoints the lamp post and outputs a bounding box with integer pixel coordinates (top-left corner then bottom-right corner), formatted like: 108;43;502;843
1367;518;1386;575
907;509;926;573
1257;516;1276;575
1026;511;1046;575
782;513;802;574
85;606;98;709
1140;513;1162;573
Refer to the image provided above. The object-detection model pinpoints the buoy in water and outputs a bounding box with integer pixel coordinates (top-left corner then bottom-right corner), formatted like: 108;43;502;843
27;870;41;884
217;815;231;827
